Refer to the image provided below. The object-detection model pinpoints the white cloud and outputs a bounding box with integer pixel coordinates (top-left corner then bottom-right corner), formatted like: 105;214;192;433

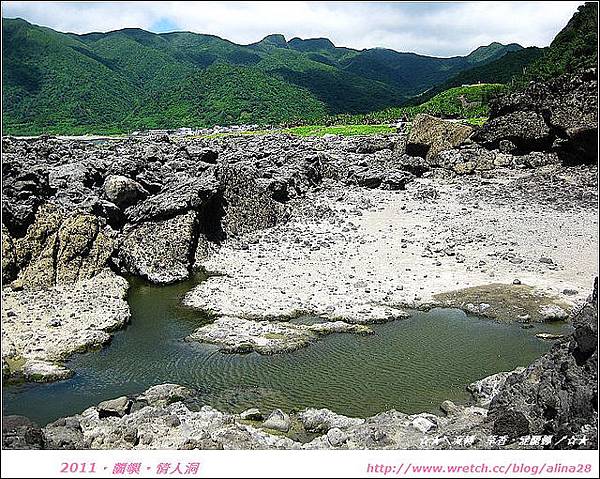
2;1;584;56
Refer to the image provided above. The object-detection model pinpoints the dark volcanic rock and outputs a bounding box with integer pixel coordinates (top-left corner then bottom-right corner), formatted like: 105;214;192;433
2;415;45;449
103;175;147;207
473;69;598;163
473;111;552;150
115;211;199;284
44;417;85;449
487;279;598;448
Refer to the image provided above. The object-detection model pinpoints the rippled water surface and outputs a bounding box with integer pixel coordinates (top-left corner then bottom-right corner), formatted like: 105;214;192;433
3;275;568;425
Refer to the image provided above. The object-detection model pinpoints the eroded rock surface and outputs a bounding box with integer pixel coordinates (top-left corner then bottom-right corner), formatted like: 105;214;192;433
1;269;130;381
473;69;598;163
115;211;198;284
185;316;372;354
486;280;598;446
7;281;596;450
4;281;597;450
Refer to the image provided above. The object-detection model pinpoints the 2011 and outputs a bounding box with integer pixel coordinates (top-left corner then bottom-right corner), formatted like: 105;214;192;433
60;463;97;473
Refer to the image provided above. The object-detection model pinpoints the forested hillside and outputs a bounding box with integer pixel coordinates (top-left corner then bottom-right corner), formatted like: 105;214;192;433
2;17;525;135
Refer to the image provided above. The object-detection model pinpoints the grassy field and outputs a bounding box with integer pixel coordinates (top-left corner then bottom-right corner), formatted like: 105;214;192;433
194;124;396;139
282;124;395;136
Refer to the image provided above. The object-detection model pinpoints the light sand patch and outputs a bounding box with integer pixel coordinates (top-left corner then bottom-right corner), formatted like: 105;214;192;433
185;172;597;328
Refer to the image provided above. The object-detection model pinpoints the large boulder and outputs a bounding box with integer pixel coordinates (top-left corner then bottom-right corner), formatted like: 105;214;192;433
97;396;132;418
406;114;474;161
115;211;198;284
473;111;552;150
11;204;115;289
218;163;289;237
103;175;146;208
125;174;218;223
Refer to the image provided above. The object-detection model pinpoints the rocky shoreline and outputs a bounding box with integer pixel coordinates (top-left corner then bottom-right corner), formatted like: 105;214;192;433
2;69;598;448
3;280;597;449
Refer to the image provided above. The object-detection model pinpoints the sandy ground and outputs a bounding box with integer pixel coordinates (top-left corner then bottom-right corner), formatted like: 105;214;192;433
185;169;598;324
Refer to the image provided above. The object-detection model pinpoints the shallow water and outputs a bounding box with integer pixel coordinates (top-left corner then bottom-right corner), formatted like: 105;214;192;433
2;275;570;425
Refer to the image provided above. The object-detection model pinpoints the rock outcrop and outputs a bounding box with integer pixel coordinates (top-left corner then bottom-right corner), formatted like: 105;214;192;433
2;269;130;382
486;279;598;446
1;133;420;287
185;316;372;354
6;204;114;289
115;211;198;284
473;69;598;163
2;415;45;450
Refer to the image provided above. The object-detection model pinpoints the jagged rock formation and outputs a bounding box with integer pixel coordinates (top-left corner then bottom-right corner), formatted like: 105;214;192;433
114;211;199;284
473;69;598;163
2;416;45;450
1;134;415;288
4;112;593;292
486;279;598;446
5;204;114;289
0;133;420;380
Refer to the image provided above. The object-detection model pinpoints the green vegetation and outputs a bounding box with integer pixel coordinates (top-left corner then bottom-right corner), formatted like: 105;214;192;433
517;2;597;83
195;124;395;139
391;84;506;119
465;117;488;127
2;17;523;135
282;124;395;136
311;83;507;126
415;47;545;103
3;1;593;136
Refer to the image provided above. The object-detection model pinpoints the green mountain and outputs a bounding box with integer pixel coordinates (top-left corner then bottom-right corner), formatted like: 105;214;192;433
2;17;524;135
519;1;598;82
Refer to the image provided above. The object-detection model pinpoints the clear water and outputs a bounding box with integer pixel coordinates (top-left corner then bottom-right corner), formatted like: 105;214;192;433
2;275;569;425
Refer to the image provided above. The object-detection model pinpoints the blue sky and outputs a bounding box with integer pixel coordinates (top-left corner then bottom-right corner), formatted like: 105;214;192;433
2;1;584;57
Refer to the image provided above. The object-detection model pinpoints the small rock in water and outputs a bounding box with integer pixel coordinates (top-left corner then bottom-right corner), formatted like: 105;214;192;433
513;279;522;285
539;305;569;321
535;332;565;341
262;409;291;432
240;408;264;421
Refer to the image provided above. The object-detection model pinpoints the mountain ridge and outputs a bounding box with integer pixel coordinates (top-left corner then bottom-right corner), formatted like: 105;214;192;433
2;16;527;134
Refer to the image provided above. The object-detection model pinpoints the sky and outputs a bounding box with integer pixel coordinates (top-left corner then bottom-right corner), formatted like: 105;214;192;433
2;1;585;57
